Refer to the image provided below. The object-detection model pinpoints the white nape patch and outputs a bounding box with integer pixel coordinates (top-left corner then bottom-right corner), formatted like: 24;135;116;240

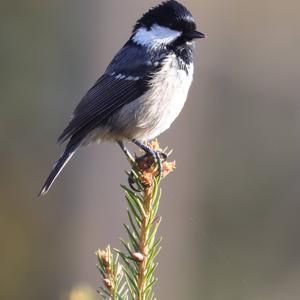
133;24;182;48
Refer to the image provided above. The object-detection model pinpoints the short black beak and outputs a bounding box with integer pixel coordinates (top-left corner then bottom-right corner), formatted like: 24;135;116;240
186;30;206;40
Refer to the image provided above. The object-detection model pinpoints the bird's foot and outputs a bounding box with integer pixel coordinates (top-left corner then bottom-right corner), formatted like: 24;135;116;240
127;151;168;192
135;150;168;177
132;139;169;178
124;140;170;192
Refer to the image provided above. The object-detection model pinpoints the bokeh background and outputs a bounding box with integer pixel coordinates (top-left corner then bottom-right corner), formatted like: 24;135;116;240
1;0;300;299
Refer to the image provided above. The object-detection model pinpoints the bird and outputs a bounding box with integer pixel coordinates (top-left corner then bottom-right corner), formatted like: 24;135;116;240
38;0;205;196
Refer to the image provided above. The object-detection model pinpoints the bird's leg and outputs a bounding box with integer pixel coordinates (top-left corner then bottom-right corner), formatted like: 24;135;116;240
132;139;167;178
117;140;141;191
117;140;135;163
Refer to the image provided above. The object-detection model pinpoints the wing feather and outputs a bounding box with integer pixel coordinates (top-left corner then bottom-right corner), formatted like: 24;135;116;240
58;41;166;145
57;74;148;144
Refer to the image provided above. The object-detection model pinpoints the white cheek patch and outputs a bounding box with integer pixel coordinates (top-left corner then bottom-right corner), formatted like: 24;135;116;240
133;24;182;48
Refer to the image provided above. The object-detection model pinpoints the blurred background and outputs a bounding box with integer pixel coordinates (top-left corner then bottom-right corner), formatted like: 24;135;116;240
1;0;300;299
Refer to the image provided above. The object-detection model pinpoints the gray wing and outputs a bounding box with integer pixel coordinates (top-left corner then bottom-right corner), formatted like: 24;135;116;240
57;74;147;145
58;41;165;145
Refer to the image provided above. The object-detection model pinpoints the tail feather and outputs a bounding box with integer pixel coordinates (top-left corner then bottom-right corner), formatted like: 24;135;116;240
38;149;75;197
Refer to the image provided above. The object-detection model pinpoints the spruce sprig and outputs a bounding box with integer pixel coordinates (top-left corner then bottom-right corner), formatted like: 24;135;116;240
96;141;176;300
96;246;127;299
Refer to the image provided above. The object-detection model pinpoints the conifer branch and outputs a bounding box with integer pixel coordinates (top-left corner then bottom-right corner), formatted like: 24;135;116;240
96;140;175;299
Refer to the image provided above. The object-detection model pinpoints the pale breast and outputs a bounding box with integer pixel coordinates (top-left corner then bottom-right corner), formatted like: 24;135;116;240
105;54;194;142
135;55;194;140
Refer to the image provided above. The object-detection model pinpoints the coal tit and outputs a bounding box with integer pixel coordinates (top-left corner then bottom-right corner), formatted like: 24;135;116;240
39;0;205;196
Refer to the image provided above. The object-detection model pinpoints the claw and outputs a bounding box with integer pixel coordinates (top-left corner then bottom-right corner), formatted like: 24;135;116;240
158;151;168;162
128;173;142;192
151;150;168;178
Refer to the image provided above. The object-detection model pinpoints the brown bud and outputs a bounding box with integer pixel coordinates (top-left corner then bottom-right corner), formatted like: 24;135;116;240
96;249;109;266
103;278;112;289
162;160;176;178
132;252;144;262
140;173;154;187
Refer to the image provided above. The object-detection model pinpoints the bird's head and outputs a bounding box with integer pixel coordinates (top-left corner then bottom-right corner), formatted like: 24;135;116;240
131;0;205;50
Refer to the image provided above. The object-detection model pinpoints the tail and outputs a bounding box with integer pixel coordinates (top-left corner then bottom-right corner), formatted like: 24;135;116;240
38;145;77;197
